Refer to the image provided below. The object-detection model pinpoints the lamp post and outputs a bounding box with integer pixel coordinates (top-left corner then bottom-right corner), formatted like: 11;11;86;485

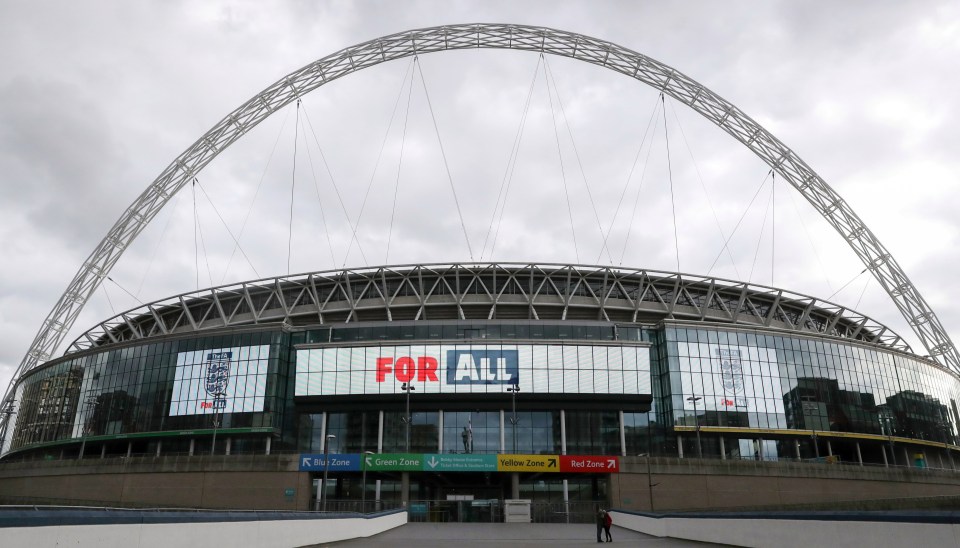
686;396;703;458
400;383;415;452
210;408;222;456
507;384;520;453
646;409;656;512
362;450;374;510
321;433;336;512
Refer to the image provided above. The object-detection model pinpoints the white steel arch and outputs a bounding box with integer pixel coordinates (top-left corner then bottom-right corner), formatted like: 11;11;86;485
5;23;958;415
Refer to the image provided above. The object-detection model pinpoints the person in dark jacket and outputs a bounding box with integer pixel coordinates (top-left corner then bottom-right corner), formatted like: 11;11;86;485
603;510;613;542
596;508;606;542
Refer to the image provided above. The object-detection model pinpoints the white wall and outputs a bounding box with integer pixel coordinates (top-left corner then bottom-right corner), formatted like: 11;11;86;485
610;510;960;548
1;511;407;548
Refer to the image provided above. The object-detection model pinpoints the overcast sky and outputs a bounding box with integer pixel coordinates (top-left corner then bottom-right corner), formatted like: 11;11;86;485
1;0;959;395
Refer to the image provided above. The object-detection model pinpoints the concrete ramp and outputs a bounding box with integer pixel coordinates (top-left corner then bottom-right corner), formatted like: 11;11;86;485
315;522;725;547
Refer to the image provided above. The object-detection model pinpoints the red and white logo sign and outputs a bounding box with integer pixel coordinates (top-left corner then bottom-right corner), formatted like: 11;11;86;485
559;455;619;473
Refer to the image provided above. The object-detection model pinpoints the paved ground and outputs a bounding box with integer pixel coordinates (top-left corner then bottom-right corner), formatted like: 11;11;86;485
307;523;732;547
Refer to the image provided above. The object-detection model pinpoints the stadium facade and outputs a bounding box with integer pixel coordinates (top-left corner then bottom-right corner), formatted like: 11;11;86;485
4;263;959;506
3;24;960;513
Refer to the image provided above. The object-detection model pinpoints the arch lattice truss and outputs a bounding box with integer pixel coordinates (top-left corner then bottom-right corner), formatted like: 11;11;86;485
8;23;959;406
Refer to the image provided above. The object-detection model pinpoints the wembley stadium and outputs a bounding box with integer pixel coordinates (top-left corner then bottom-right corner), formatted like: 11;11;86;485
2;24;960;517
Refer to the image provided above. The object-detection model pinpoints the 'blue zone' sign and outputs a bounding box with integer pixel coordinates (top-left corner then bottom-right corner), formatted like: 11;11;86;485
299;453;361;471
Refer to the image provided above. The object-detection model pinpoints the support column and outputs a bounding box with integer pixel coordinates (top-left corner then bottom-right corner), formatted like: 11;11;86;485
500;410;506;453
320;412;328;451
225;437;231;456
265;436;271;455
155;440;162;457
189;439;195;456
677;435;684;458
719;436;726;460
401;472;410;508
855;442;863;465
826;440;833;457
560;410;567;455
903;447;910;466
562;479;570;524
511;473;520;499
619;410;626;457
377;410;384;452
126;442;132;458
438;410;444;453
794;439;801;460
882;445;889;467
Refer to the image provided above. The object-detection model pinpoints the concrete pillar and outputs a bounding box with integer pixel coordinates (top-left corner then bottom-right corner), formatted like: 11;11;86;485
100;444;106;459
719;436;726;460
401;472;410;508
438;410;444;452
794;439;801;460
225;437;231;456
189;439;195;456
265;436;271;455
126;442;132;458
938;451;944;469
677;435;684;458
560;410;567;455
377;410;384;452
619;411;627;457
562;478;570;524
826;440;833;457
903;447;910;466
882;445;889;467
855;442;863;466
320;412;328;451
511;473;520;499
155;440;162;457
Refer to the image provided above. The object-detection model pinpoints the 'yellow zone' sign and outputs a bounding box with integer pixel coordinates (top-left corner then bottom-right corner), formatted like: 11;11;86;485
496;454;559;472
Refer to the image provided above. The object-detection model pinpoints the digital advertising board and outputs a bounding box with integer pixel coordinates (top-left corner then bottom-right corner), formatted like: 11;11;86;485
294;343;650;397
168;345;270;416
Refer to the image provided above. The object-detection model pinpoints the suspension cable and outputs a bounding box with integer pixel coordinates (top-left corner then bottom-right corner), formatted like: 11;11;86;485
298;110;337;267
748;180;774;284
543;56;579;263
287;99;301;275
771;171;776;286
136;191;183;297
827;268;869;302
785;189;834;292
662;94;680;272
194;181;260;279
106;276;144;306
414;57;475;261
386;58;416;264
482;55;542;261
666;99;742;280
326;59;416;268
193;179;214;288
619;99;663;265
220;103;292;284
543;56;611;264
598;92;661;264
706;170;772;275
192;179;199;291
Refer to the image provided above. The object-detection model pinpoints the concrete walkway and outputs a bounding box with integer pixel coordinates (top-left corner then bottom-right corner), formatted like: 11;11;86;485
309;522;732;547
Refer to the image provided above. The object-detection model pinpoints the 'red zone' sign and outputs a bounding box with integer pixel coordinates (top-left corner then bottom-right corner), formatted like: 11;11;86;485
559;455;620;473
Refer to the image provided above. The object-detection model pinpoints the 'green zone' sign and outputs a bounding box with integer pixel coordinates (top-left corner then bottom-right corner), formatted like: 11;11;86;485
363;453;423;471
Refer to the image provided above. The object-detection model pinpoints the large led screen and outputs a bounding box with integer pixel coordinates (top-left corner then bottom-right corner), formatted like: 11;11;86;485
295;343;650;396
168;345;270;416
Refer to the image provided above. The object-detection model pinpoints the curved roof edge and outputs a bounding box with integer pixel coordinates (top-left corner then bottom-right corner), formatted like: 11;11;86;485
62;263;910;355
